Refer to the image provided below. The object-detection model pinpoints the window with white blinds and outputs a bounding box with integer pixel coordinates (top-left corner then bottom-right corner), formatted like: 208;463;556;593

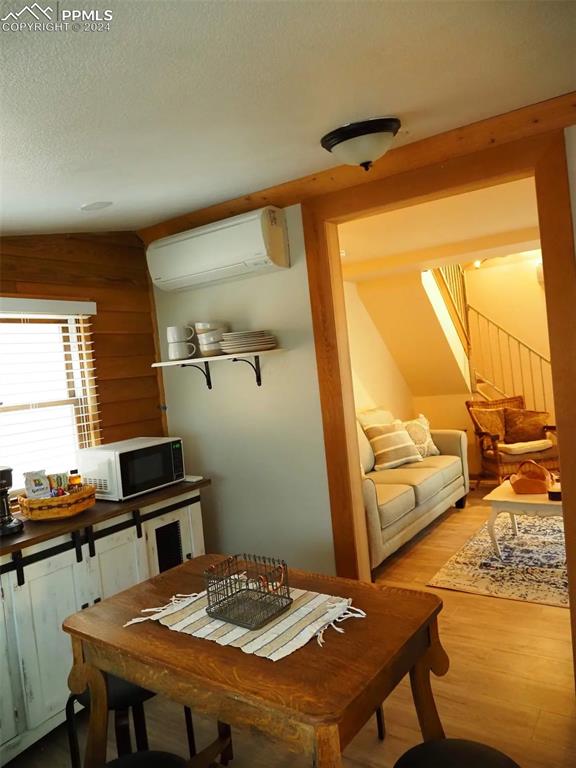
0;315;101;490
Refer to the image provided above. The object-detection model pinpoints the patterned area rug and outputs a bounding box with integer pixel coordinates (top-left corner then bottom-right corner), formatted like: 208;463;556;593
428;515;568;607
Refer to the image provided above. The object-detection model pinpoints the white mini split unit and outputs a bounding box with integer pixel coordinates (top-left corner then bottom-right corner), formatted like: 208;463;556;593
146;206;291;291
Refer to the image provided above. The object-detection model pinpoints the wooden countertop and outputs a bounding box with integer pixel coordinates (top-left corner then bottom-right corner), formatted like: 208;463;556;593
0;479;210;557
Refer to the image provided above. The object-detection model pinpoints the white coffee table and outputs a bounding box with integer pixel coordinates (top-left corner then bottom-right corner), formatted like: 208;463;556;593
483;480;563;559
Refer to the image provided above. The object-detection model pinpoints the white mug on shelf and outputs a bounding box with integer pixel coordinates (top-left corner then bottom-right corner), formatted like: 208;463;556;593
198;328;226;344
195;321;228;335
168;341;196;360
166;325;195;343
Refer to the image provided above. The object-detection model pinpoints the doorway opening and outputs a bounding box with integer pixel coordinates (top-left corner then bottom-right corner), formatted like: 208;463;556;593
302;132;575;766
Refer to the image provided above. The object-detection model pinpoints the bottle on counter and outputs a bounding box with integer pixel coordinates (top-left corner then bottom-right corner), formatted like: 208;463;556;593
68;469;83;493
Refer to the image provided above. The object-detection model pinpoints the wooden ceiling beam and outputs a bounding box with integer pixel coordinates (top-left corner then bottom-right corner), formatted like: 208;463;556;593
341;227;541;281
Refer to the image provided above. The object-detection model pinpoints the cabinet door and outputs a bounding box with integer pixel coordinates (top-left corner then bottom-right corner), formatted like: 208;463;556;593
0;593;18;746
86;526;148;601
10;549;92;730
144;507;201;576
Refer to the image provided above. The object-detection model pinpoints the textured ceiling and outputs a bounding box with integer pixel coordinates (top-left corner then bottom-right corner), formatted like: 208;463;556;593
1;0;575;235
338;178;539;263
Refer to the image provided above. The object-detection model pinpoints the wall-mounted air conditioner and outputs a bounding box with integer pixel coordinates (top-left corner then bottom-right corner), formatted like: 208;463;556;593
146;206;290;291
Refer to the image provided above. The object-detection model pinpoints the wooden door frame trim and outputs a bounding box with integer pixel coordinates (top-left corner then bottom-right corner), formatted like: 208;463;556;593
301;129;576;679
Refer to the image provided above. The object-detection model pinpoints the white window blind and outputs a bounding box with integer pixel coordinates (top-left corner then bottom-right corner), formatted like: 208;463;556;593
0;315;101;490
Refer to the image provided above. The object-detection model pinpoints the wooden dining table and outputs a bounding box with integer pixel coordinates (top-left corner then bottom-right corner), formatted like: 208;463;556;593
63;554;449;768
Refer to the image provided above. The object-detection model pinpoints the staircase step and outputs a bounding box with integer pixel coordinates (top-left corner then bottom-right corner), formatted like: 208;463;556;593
474;381;506;401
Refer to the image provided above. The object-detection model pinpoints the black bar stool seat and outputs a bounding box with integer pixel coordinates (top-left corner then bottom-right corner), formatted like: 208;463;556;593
394;738;521;768
66;674;197;767
106;752;188;768
75;673;155;710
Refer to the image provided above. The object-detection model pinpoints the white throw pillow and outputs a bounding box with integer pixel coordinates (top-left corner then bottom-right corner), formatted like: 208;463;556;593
402;414;440;458
363;421;423;470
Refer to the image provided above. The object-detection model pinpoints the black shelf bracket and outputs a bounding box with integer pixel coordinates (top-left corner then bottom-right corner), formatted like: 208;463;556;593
231;355;262;386
180;361;212;389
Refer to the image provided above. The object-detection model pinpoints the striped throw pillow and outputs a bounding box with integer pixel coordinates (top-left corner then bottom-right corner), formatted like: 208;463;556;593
364;422;422;470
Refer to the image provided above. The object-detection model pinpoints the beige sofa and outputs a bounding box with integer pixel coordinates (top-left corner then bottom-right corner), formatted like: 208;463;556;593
358;414;469;570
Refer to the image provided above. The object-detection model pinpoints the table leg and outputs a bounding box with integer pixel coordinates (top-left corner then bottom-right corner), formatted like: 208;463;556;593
313;723;342;767
487;507;503;559
84;666;109;768
410;659;445;742
409;619;448;742
509;512;519;536
67;639;109;768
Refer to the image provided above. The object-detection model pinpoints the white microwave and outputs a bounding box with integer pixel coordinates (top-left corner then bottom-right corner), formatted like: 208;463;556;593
77;437;185;501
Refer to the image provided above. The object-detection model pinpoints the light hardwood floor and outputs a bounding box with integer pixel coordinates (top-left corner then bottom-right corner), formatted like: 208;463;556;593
8;490;575;767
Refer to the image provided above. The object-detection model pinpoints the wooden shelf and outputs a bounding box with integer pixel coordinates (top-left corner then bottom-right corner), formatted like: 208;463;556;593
152;349;283;388
152;348;282;367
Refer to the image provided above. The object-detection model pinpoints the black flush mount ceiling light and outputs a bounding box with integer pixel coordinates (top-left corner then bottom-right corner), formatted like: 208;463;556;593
320;117;401;171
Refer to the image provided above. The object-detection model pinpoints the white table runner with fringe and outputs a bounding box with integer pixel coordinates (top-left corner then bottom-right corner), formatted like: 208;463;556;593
125;588;365;661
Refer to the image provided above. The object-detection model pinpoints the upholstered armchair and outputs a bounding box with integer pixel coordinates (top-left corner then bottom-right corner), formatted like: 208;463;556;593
465;395;559;486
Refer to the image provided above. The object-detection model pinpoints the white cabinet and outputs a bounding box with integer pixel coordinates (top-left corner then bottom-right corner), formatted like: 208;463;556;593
0;491;205;762
86;525;148;601
9;547;92;730
0;593;19;746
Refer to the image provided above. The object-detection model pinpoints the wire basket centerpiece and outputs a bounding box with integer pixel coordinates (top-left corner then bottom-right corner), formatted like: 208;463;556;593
204;554;293;630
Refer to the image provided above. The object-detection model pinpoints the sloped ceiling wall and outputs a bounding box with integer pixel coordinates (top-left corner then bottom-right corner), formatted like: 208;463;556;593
356;272;471;396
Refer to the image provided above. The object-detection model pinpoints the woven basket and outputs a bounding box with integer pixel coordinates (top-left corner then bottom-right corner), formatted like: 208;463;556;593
509;461;554;495
18;485;96;521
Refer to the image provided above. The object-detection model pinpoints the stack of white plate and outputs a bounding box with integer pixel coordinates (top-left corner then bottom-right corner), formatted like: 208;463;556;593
219;331;277;354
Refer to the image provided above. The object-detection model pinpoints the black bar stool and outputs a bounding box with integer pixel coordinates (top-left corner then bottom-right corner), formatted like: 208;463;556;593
104;722;233;767
394;738;521;767
65;673;197;767
106;753;187;768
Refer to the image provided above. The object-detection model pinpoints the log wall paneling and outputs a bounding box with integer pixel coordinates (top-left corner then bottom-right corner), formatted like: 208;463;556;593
97;377;161;404
95;355;161;382
102;419;165;444
11;282;152;312
92;334;156;358
0;232;166;443
100;398;162;427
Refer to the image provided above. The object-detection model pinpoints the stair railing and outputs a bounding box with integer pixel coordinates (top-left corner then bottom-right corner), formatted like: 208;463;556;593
431;264;470;352
468;305;553;413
